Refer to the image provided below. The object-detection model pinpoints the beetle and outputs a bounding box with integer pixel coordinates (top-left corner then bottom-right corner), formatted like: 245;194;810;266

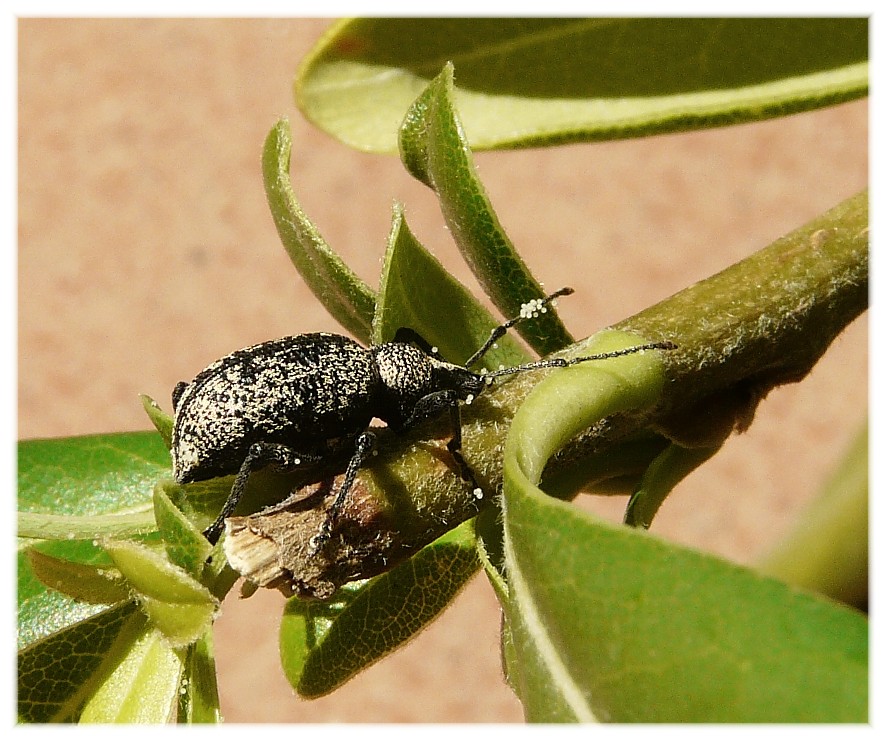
170;287;675;547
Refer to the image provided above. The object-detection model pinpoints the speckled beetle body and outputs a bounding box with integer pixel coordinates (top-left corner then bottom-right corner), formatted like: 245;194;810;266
172;333;377;485
171;288;675;547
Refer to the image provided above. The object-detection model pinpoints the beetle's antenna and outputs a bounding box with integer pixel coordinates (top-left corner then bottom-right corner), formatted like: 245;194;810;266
482;341;678;381
465;287;574;369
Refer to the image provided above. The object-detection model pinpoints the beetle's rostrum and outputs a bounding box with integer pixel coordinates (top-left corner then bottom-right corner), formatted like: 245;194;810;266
170;288;676;547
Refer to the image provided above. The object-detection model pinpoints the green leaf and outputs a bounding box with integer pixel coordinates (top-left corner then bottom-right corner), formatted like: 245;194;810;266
504;495;868;722
297;18;868;152
141;394;173;449
623;442;721;528
152;482;212;580
758;422;868;608
79;625;183;723
18;509;158;540
399;64;573;355
18;539;119;650
500;331;867;722
18;433;167;662
27;549;131;605
18;431;169;516
280;521;478;697
178;632;222;724
374;201;529;369
262;117;376;342
102;539;218;648
17;601;142;722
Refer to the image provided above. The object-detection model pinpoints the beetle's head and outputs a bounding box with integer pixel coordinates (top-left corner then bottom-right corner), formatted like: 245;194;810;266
372;342;488;426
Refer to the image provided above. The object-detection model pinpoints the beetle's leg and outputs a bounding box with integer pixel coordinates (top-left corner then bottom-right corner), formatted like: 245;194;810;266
309;430;376;554
443;403;481;493
203;442;323;544
401;391;481;492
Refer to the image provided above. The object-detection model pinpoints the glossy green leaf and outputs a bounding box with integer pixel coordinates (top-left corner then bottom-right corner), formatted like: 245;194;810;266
280;521;478;697
499;331;867;722
399;64;574;355
373;201;529;370
262;117;376;342
18;433;167;662
79;625;183;723
297;18;868;152
17;601;142;722
18;431;169;517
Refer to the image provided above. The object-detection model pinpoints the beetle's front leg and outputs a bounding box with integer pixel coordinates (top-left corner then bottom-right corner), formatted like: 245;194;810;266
203;442;323;544
401;391;481;493
443;403;481;494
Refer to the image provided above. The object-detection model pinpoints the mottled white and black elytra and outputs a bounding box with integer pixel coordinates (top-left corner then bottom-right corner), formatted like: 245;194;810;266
171;288;675;548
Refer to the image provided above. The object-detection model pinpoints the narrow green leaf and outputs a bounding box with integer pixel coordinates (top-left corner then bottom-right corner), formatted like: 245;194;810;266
297;18;868;152
27;549;131;605
102;539;214;605
141;394;173;449
79;626;183;723
399;63;574;355
758;422;868;608
18;509;157;540
374;201;530;369
178;632;222;724
500;331;867;722
18;539;119;651
623;442;721;528
17;601;141;722
262;117;376;342
280;521;478;697
152;482;212;579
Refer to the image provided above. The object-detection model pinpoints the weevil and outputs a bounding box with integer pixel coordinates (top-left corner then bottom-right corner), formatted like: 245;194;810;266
170;287;675;547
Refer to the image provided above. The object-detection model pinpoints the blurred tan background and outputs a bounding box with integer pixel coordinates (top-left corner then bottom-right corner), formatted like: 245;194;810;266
18;19;867;722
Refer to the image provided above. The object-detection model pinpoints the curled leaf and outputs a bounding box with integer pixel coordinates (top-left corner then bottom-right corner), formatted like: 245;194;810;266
499;330;867;721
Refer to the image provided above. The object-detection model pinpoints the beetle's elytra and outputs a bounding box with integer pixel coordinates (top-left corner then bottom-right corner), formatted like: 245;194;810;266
170;288;675;548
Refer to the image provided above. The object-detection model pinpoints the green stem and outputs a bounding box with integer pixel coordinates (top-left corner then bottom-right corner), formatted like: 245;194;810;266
616;190;868;447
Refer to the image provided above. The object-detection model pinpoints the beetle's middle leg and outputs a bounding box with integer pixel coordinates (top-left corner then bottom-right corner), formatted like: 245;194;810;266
308;430;376;554
203;441;323;544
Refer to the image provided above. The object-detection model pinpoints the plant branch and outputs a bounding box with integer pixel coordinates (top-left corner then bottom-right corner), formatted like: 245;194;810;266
617;189;869;445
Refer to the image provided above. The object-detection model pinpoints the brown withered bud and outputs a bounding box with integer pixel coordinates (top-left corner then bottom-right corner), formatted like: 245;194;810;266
222;447;486;600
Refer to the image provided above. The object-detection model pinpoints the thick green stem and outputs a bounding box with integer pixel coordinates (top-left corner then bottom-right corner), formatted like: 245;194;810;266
617;190;868;446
